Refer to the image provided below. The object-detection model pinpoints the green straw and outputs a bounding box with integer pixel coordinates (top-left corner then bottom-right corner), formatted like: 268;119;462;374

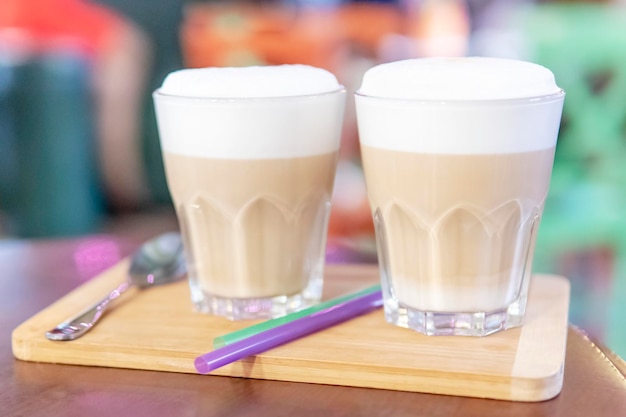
212;283;382;348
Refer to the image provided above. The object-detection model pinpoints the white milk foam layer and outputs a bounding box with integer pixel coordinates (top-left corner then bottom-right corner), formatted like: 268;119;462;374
356;57;564;154
154;65;345;158
160;65;341;98
358;57;561;101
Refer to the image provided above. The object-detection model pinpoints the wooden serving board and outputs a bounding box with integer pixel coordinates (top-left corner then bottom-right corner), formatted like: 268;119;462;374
12;262;570;402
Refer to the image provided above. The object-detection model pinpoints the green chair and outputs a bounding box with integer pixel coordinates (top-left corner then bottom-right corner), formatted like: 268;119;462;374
520;3;626;355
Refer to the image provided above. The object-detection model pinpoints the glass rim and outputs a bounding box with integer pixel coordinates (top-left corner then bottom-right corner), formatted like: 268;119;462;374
153;86;346;102
354;89;565;105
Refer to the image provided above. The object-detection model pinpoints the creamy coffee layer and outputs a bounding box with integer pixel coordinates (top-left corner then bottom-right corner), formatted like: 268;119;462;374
164;151;338;299
356;57;564;155
154;65;345;159
361;145;555;312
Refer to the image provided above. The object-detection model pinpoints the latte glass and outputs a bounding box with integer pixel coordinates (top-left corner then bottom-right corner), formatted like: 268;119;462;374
356;57;564;336
153;66;345;320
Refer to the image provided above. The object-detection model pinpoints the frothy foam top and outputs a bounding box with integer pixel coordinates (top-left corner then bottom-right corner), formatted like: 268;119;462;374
153;65;345;159
355;57;564;154
159;65;341;98
358;57;561;100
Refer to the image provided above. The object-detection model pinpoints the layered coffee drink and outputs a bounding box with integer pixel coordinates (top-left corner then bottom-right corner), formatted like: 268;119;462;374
154;65;345;320
356;57;564;335
163;152;337;299
361;147;554;313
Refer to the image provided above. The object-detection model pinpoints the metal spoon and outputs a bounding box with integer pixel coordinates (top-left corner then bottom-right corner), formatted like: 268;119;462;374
45;232;186;341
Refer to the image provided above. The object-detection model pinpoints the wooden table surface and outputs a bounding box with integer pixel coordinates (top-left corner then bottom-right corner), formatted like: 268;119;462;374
2;234;626;417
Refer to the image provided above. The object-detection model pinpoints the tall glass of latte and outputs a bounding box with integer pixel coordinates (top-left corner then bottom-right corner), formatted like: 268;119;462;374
153;65;345;320
356;57;564;336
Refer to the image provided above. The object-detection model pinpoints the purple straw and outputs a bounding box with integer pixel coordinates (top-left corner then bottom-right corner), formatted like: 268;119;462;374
194;290;383;374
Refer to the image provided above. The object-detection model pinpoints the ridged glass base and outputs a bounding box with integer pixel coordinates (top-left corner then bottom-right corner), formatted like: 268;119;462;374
189;276;323;320
383;295;526;336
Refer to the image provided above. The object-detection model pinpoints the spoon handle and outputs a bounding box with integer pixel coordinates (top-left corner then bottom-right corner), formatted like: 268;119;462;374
45;282;131;341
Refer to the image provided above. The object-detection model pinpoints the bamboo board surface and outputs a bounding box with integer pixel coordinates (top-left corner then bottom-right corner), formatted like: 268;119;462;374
12;262;569;402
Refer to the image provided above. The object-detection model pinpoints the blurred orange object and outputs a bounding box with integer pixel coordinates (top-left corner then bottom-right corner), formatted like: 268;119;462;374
180;3;406;71
181;4;344;73
0;0;123;55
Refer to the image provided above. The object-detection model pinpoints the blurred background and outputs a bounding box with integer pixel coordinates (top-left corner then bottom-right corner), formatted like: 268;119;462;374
1;0;626;355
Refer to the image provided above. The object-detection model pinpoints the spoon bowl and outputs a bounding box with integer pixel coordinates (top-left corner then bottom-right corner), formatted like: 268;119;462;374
129;232;186;287
46;232;187;341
